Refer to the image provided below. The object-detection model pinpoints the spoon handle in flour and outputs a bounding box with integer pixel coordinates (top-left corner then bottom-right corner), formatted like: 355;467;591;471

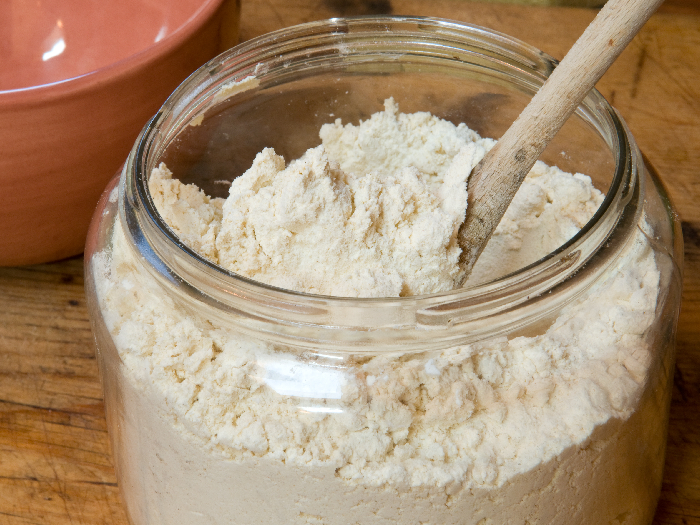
455;0;664;286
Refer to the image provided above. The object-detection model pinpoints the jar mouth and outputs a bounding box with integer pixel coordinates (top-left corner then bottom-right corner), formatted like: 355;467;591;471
121;16;641;347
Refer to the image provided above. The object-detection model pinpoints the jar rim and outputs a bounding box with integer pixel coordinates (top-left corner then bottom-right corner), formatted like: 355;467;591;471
120;16;641;348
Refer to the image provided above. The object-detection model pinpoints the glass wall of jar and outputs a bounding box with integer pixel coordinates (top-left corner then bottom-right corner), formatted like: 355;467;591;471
84;17;683;525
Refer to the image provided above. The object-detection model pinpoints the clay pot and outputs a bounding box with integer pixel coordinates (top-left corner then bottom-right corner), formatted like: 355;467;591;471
0;0;239;266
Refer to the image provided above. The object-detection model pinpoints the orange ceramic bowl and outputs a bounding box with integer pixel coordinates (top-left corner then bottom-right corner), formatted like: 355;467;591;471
0;0;239;266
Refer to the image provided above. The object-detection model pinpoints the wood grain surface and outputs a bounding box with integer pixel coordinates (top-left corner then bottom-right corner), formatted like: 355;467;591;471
1;0;699;523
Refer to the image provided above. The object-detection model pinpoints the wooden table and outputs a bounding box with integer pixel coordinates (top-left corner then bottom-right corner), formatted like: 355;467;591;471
1;0;699;523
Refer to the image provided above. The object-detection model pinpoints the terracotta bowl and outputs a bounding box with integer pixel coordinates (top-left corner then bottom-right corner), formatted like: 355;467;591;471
0;0;239;266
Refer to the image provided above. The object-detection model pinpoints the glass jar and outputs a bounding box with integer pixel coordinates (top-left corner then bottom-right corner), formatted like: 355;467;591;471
84;17;683;525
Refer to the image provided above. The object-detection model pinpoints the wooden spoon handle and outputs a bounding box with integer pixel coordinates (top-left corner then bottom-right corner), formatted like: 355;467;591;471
455;0;664;286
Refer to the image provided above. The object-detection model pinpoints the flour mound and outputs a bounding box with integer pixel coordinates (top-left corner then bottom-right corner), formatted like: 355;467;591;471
150;99;603;297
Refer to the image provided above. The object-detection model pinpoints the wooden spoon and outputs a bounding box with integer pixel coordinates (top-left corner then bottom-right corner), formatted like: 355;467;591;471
454;0;664;286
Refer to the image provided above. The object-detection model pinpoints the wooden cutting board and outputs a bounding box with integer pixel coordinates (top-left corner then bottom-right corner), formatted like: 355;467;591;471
1;0;699;523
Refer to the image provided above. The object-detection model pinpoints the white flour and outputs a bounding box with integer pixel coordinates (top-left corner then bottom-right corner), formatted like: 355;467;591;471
93;100;663;524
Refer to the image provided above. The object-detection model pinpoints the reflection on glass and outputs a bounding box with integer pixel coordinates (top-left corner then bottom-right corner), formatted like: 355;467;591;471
261;356;345;399
298;406;345;414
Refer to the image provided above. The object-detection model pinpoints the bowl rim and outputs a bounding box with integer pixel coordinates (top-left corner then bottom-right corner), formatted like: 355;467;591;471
0;0;226;105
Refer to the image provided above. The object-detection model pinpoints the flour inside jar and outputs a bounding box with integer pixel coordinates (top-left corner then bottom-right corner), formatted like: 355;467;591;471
92;98;662;525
